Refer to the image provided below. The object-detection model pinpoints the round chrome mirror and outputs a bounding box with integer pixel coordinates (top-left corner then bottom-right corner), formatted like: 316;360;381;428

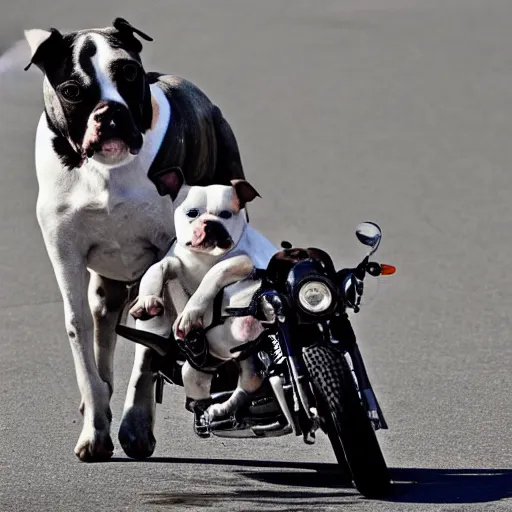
355;221;382;256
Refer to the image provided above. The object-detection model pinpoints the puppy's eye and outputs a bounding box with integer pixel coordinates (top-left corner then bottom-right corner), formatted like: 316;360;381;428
186;209;200;218
59;82;82;102
218;210;233;220
123;63;138;82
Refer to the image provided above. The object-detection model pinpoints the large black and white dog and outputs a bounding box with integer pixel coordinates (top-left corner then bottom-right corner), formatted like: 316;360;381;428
25;18;245;462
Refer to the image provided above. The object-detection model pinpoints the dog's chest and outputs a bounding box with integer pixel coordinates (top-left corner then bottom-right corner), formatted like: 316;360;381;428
169;245;217;294
71;168;175;280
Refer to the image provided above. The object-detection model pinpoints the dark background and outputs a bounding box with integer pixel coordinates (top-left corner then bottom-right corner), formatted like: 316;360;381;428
0;1;510;510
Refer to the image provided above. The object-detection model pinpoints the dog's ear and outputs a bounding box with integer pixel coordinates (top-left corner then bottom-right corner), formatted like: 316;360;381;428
24;28;63;72
112;18;153;53
153;167;185;200
231;179;261;209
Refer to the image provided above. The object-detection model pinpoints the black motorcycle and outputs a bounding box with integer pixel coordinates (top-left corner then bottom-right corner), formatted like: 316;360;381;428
116;221;396;498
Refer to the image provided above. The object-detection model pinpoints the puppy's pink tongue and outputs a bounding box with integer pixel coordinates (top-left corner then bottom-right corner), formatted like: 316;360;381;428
101;139;125;155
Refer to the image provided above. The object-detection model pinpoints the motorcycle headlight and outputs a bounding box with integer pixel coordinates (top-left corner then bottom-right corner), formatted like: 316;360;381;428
298;281;333;313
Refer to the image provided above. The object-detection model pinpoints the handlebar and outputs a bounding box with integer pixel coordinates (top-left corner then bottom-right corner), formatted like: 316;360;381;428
337;259;395;313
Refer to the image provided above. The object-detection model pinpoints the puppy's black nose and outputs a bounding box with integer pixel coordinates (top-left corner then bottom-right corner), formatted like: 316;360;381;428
203;220;232;249
204;220;226;235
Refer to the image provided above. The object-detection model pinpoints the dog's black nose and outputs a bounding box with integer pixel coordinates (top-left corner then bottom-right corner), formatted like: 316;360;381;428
93;102;123;123
94;110;106;122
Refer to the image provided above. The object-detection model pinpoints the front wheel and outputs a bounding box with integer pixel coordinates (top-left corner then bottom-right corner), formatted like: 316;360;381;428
303;344;391;498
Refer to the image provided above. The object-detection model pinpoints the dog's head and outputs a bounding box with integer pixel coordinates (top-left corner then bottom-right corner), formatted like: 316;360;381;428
25;18;154;168
154;168;260;257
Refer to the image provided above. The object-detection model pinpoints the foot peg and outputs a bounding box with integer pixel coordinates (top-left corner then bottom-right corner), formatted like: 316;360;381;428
116;324;172;357
186;396;239;437
186;397;212;438
194;411;212;438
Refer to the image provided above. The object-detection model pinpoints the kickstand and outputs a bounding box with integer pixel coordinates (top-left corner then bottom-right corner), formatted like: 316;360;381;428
155;374;164;404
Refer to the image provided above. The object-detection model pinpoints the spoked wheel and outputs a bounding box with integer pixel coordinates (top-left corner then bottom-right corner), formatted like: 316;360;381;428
303;344;391;499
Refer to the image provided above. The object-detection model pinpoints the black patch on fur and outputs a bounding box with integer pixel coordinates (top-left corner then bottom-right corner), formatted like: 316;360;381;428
52;135;83;169
210;106;245;183
110;59;152;133
62;37;102;157
78;36;97;79
146;74;245;189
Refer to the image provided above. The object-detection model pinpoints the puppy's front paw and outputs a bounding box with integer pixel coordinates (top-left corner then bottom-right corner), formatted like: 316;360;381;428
174;306;205;340
129;295;164;319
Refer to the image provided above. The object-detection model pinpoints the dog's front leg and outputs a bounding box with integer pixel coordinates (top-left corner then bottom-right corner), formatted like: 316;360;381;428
42;240;114;461
120;257;182;459
205;322;265;421
176;255;254;338
129;257;181;319
88;272;128;398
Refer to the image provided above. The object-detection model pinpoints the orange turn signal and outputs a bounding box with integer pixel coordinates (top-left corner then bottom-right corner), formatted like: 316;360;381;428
380;264;396;276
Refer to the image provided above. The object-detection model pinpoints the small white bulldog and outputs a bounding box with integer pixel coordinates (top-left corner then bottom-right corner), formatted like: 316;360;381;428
129;169;278;434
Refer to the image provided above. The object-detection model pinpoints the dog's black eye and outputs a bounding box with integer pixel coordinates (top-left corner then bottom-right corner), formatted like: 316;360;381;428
186;209;200;218
123;63;138;82
59;82;82;102
218;210;233;220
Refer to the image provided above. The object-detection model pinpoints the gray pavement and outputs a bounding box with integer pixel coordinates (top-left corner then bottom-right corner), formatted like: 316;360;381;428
0;1;511;511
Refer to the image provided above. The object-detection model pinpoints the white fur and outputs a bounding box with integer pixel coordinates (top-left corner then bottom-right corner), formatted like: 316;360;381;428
89;33;128;105
72;34;92;87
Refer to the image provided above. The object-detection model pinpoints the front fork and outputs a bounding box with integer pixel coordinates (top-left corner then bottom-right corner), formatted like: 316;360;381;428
330;314;388;430
272;321;323;443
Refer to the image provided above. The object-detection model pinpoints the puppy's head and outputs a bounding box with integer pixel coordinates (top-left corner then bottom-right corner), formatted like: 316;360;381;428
24;18;154;168
155;168;260;257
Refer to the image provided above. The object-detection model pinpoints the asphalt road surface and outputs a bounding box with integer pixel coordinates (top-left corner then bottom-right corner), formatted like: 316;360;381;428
0;1;511;511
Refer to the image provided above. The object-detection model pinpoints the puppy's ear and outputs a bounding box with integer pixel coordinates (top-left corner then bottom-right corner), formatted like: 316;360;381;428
153;167;185;200
24;28;63;72
112;18;153;52
231;179;261;209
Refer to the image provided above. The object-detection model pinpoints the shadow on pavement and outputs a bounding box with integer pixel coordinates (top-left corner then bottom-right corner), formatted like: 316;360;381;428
388;467;512;505
111;456;338;471
242;466;512;505
111;457;511;505
140;489;357;509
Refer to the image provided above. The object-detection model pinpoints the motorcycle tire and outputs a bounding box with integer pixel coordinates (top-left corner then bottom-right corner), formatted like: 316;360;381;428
303;344;391;498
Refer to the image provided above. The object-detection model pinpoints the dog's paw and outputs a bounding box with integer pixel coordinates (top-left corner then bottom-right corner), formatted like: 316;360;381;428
205;388;250;422
174;306;205;340
118;407;156;460
206;402;230;420
130;295;164;319
74;423;114;462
